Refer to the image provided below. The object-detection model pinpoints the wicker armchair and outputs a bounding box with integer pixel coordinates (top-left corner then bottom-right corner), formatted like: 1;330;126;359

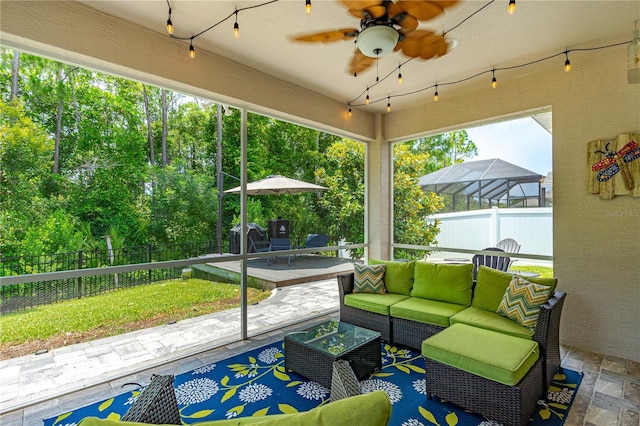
337;273;393;342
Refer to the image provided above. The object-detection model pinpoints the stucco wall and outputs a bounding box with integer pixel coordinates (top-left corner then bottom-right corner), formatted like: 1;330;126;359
385;46;640;361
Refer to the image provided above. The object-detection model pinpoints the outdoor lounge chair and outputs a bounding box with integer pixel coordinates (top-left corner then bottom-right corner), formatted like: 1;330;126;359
472;247;510;281
496;238;521;270
248;235;271;254
298;234;330;254
496;238;521;254
268;237;293;266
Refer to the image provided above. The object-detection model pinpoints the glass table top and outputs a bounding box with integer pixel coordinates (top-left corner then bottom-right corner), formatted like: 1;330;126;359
285;320;380;356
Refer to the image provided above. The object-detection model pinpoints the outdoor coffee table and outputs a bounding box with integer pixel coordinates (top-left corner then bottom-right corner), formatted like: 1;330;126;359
284;320;381;389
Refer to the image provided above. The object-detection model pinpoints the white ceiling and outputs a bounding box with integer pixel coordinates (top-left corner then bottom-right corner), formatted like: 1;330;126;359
81;0;639;114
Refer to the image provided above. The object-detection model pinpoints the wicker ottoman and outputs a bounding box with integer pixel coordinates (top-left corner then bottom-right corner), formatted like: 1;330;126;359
422;324;544;426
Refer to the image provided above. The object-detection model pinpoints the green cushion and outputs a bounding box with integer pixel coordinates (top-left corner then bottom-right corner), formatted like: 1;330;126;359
422;323;540;386
496;276;552;330
344;293;410;316
450;307;534;339
411;262;473;306
77;390;392;426
369;259;415;295
353;263;386;294
390;297;467;328
471;266;557;312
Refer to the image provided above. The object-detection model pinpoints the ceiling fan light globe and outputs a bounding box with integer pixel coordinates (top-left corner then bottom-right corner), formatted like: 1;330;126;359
357;26;399;58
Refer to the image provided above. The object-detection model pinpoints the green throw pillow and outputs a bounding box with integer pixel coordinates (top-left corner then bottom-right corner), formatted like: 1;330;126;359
471;266;558;312
411;262;474;306
369;259;415;295
353;263;386;294
497;275;552;329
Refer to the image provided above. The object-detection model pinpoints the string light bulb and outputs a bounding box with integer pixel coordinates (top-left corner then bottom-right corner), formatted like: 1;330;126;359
189;41;196;59
397;66;403;84
348;107;352;117
233;10;239;38
508;0;516;15
491;69;497;88
365;88;370;105
387;96;391;112
305;0;312;15
564;51;571;72
434;84;439;102
166;7;174;35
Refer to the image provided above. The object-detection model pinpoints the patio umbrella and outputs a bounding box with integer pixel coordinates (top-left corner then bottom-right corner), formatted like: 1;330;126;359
224;175;328;195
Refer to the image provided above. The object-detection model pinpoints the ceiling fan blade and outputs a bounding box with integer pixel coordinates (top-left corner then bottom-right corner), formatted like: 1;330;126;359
347;4;386;19
387;2;404;17
348;50;376;75
395;14;418;33
397;0;448;21
399;29;436;42
394;29;435;57
290;28;359;43
416;35;448;59
365;5;388;18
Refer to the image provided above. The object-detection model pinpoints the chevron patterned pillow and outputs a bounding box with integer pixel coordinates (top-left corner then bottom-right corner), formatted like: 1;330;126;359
353;263;386;294
496;275;552;329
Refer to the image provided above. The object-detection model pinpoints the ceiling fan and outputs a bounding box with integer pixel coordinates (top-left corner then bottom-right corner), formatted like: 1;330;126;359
290;0;459;75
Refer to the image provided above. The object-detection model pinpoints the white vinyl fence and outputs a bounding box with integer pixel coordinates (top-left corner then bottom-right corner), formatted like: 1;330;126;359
427;207;553;259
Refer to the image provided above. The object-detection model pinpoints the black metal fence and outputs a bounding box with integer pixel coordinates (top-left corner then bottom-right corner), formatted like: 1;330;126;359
0;240;216;314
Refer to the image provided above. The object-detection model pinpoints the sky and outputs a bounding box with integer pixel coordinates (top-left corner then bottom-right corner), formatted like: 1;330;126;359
464;117;552;176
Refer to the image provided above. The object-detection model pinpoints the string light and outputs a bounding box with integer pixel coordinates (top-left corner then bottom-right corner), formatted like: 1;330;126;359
347;40;629;108
233;11;240;38
397;66;403;84
564;51;571;72
366;88;370;105
386;96;391;112
305;0;311;15
165;0;278;58
508;0;516;15
433;84;439;102
348;107;352;117
491;69;497;88
166;6;174;35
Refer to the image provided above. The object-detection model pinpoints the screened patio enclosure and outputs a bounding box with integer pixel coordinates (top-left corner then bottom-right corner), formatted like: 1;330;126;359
419;159;545;212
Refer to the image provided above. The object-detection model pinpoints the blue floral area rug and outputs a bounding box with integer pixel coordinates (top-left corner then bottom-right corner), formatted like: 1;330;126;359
44;341;582;426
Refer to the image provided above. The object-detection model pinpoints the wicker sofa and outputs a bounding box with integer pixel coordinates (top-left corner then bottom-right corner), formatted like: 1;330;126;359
337;260;566;391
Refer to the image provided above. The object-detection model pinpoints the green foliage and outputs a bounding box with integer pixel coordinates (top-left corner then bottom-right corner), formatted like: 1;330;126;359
1;49;442;263
316;140;365;256
0;279;269;344
410;130;477;172
393;144;444;259
149;163;218;243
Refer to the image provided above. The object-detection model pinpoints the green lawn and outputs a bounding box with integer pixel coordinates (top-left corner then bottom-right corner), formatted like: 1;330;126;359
0;279;270;345
510;265;554;278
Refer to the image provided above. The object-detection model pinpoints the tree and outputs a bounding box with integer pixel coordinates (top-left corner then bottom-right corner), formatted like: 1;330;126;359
10;49;20;100
148;163;217;243
392;144;443;259
0;100;56;257
316;139;365;255
411;130;477;172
